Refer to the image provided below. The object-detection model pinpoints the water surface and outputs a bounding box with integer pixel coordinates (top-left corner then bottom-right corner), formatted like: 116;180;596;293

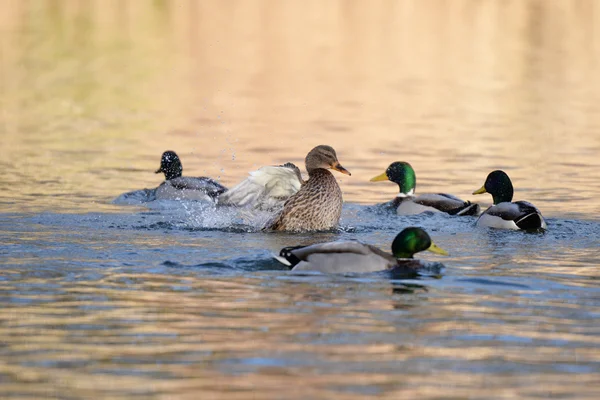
1;1;599;399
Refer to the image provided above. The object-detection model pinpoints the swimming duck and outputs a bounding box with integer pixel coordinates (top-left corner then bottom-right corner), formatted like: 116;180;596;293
217;162;303;211
472;170;547;230
275;227;448;275
263;145;350;232
370;161;479;216
154;151;227;201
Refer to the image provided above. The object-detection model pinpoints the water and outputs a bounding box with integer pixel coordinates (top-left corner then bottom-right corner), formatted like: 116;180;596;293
1;1;600;398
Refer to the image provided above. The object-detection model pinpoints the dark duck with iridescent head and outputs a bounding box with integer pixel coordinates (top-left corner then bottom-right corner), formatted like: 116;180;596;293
472;170;547;230
153;151;227;202
370;161;479;216
275;227;448;276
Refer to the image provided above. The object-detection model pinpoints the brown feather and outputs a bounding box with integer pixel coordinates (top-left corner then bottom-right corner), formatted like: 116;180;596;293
265;169;343;232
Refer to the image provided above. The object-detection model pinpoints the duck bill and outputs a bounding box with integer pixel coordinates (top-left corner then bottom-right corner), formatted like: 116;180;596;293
472;185;487;195
332;163;351;176
369;171;388;182
427;242;449;256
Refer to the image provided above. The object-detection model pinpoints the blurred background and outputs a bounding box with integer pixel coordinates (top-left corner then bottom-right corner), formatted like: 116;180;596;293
1;2;600;399
1;0;599;215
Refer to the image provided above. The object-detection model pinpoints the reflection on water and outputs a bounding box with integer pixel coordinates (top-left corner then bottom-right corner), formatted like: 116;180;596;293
1;1;600;398
1;0;599;215
1;261;599;399
1;207;599;399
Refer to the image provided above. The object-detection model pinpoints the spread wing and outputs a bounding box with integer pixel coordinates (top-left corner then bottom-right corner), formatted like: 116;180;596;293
218;164;302;209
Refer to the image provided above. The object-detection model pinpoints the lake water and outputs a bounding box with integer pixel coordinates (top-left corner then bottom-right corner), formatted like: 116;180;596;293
1;1;599;398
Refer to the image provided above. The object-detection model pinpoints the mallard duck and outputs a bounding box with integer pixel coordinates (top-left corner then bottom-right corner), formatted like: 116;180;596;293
472;170;547;230
154;151;227;201
370;161;479;216
275;227;448;275
263;145;350;232
217;162;303;211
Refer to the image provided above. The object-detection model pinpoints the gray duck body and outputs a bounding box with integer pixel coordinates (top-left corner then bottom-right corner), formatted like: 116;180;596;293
278;240;435;277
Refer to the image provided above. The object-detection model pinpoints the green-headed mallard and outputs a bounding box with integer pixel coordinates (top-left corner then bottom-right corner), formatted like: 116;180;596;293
370;161;479;216
154;151;227;201
263;145;350;232
472;170;547;230
275;227;448;274
217;162;303;211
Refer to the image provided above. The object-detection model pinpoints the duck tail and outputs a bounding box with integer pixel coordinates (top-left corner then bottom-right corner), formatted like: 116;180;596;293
449;201;481;216
276;246;305;268
515;212;544;230
273;254;292;267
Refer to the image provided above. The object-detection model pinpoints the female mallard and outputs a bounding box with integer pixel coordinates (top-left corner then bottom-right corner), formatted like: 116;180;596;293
275;227;448;275
154;151;227;201
263;145;350;232
370;161;479;216
472;170;547;230
217;162;303;211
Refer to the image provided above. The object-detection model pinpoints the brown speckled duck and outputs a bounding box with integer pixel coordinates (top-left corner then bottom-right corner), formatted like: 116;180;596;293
263;145;350;232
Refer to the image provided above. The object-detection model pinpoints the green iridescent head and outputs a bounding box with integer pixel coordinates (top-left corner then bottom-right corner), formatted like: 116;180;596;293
155;150;183;180
391;227;449;259
473;170;514;204
370;161;416;195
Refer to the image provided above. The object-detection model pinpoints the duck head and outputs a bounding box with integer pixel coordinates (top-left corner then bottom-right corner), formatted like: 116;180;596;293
370;161;416;196
155;151;183;180
391;227;448;259
473;170;514;204
305;145;351;176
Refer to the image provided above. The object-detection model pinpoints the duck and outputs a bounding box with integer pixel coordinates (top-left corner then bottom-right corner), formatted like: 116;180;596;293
263;145;350;232
472;170;547;230
275;227;448;275
370;161;479;216
154;151;227;201
217;162;303;211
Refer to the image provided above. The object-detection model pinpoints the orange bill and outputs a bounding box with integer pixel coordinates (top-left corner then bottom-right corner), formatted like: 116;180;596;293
332;163;351;176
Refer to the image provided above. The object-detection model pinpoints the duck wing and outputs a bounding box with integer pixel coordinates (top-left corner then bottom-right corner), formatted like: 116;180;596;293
480;201;546;230
277;241;396;274
218;164;303;210
512;201;547;229
169;177;227;193
412;193;480;216
155;177;227;201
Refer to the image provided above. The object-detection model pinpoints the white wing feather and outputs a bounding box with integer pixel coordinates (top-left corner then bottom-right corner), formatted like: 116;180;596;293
218;166;302;209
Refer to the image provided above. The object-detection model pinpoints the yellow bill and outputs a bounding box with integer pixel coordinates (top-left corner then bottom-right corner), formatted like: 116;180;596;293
472;185;487;195
427;242;449;256
369;171;388;182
